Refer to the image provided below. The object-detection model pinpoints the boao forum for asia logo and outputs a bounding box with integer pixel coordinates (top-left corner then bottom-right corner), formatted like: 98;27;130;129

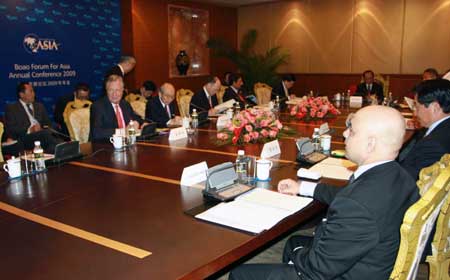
23;34;60;54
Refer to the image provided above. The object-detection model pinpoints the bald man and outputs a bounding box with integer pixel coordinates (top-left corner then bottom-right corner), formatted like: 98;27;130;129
229;106;420;280
145;83;181;128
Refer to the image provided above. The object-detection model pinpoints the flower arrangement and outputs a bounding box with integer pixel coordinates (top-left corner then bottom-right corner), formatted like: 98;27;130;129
290;97;341;120
216;109;284;145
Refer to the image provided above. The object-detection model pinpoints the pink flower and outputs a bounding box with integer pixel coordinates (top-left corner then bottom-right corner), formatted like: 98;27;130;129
252;131;259;139
261;129;269;137
245;125;253;132
317;111;325;118
275;120;283;129
243;134;251;143
217;132;229;140
269;129;278;138
260;119;270;127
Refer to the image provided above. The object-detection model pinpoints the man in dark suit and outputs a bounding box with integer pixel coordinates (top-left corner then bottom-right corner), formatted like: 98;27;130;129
104;55;136;78
189;76;220;116
355;70;384;102
399;79;450;179
271;73;296;101
145;83;181;128
229;106;419;280
4;82;60;153
223;73;256;109
54;82;90;138
90;75;145;141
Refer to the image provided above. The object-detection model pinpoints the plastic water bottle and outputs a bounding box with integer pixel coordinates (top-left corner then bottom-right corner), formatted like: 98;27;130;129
33;141;46;172
234;102;240;117
312;128;320;151
273;96;280;119
191;109;198;130
127;121;136;145
235;150;248;183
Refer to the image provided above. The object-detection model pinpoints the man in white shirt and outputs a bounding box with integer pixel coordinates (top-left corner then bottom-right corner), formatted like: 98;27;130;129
229;106;419;280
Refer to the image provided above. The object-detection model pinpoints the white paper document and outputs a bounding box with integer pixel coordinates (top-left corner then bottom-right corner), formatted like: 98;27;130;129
260;140;281;159
195;188;313;234
214;99;235;113
309;158;356;180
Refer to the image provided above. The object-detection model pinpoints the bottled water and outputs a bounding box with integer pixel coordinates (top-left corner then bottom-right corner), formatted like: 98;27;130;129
127;121;136;145
191;109;198;130
33;141;46;172
312;128;321;151
235;150;248;183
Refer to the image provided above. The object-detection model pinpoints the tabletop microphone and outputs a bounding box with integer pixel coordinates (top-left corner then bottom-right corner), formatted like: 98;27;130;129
189;102;208;113
43;126;75;141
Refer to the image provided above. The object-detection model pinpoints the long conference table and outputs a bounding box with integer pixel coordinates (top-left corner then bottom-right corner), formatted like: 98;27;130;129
0;104;410;279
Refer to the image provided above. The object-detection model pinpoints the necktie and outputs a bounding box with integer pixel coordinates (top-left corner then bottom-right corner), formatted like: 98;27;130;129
26;103;34;116
208;95;212;108
115;104;125;129
165;104;171;118
367;84;372;92
348;174;355;184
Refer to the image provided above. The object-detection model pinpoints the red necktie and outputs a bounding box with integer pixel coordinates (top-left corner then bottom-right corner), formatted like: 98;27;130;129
115;104;125;128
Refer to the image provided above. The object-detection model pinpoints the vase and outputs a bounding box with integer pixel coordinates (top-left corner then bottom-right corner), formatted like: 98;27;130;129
175;50;190;75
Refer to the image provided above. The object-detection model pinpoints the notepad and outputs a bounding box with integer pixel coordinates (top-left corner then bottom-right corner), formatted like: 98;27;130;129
308;158;356;180
195;188;313;234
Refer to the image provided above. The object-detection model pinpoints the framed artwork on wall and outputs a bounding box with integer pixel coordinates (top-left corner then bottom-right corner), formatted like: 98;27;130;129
168;5;210;78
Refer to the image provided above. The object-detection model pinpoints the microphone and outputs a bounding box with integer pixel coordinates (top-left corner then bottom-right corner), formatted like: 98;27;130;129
43;126;75;141
189;102;208;113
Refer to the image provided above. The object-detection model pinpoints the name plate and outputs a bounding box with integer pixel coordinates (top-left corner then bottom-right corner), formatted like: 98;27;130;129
319;122;329;135
216;115;230;130
349;96;363;106
168;127;188;141
260;139;281;159
180;161;208;187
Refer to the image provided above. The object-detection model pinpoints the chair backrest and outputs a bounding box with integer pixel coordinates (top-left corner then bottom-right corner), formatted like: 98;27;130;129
129;100;146;119
426;154;450;280
63;100;92;143
390;154;450;280
124;93;146;103
216;86;227;104
254;83;272;105
375;73;390;98
0;122;4;162
176;89;194;118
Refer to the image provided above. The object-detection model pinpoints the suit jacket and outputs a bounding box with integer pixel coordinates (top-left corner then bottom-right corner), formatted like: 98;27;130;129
223;87;247;109
355;82;384;102
399;117;450;179
4;101;51;139
90;96;143;141
271;82;290;101
292;161;419;280
104;65;124;78
189;89;218;113
145;97;176;128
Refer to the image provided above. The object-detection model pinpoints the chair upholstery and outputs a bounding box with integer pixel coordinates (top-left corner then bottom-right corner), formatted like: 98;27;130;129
0;122;4;162
216;86;227;104
254;83;272;105
176;89;194;118
124;93;146;103
390;154;450;280
63;99;92;143
426;154;450;280
129;100;146;119
375;74;390;98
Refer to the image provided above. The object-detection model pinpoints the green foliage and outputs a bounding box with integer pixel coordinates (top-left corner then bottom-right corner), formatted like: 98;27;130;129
207;29;289;93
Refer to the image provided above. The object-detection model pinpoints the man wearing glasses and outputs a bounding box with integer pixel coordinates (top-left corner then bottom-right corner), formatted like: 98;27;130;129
145;83;181;128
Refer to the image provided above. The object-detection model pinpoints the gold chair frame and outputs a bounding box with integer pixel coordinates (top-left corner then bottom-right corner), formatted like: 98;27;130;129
176;89;194;118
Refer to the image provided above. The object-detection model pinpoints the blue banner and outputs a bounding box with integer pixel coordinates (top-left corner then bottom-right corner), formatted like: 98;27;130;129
0;0;121;119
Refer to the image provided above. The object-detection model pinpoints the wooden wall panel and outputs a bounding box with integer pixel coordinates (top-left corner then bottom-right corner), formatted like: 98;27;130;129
238;0;450;74
122;0;238;92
